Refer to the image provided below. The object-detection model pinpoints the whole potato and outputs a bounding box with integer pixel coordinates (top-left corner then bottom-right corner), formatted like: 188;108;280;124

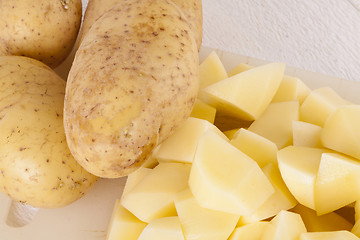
0;56;98;208
64;0;199;178
0;0;82;68
78;0;203;49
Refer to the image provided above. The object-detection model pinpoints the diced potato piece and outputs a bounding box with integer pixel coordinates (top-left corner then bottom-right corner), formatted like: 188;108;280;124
175;189;239;240
355;201;360;222
321;105;360;160
299;231;359;240
154;117;227;164
106;200;147;240
190;98;217;124
352;219;360;237
261;210;307;240
231;128;278;168
248;101;299;149
292;121;323;148
138;217;184;240
228;63;253;77
272;76;310;104
199;51;228;89
277;146;331;209
291;204;352;232
189;130;274;215
122;167;152;198
121;163;191;222
223;128;240;140
315;153;360;215
229;222;270;240
240;163;297;224
300;87;350;126
201;62;285;121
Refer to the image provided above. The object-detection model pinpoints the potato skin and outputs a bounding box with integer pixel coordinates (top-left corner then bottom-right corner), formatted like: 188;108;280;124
64;0;199;178
0;56;97;208
0;0;82;68
78;0;202;49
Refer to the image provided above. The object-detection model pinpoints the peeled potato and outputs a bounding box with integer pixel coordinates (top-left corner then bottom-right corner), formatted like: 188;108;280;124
0;56;97;208
0;0;82;68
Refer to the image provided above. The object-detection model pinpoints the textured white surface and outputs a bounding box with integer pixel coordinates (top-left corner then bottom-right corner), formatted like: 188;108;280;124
203;0;360;82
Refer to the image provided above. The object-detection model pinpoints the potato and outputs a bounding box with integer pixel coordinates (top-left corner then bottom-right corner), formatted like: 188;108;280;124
78;0;203;49
64;0;199;178
0;56;97;208
0;0;82;68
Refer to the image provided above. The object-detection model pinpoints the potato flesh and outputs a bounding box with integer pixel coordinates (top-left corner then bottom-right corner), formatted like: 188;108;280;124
0;0;82;68
0;56;97;208
138;216;184;240
107;54;360;239
64;0;199;178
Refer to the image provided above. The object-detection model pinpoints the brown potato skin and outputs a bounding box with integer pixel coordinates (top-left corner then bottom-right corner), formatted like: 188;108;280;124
64;0;199;178
0;0;82;68
78;0;202;49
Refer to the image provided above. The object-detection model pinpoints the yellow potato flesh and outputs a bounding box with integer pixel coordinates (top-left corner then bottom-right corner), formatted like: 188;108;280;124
106;200;146;240
189;130;274;215
272;76;310;104
292;121;323;148
199;51;228;89
190;98;217;124
175;189;239;240
138;216;184;240
300;87;350;127
201;62;285;121
321;105;360;160
229;222;270;240
299;231;359;240
240;163;297;224
154;117;227;164
277;146;331;210
261;210;307;240
248;101;299;149
121;163;191;223
315;153;360;215
291;204;352;232
231;128;278;168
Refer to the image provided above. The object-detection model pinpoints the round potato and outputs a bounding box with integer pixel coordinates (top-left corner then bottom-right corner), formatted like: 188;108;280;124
0;0;82;68
78;0;202;49
64;0;199;178
0;56;98;208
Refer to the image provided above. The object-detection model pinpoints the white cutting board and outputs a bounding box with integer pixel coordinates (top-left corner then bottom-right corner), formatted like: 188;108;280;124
1;46;360;240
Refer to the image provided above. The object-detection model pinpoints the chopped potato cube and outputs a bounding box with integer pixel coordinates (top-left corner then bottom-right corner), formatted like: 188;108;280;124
199;51;228;89
121;163;191;222
248;101;299;149
189;130;274;215
106;200;146;240
138;217;184;240
201;62;285;121
300;87;350;126
175;189;239;240
190;98;217;123
231;128;278;168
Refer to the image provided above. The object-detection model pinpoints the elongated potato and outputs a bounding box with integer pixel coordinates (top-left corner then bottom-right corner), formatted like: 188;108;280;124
64;0;199;178
0;0;82;68
0;56;97;208
78;0;203;49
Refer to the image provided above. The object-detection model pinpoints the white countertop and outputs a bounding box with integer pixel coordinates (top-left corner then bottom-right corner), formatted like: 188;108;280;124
202;0;360;82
